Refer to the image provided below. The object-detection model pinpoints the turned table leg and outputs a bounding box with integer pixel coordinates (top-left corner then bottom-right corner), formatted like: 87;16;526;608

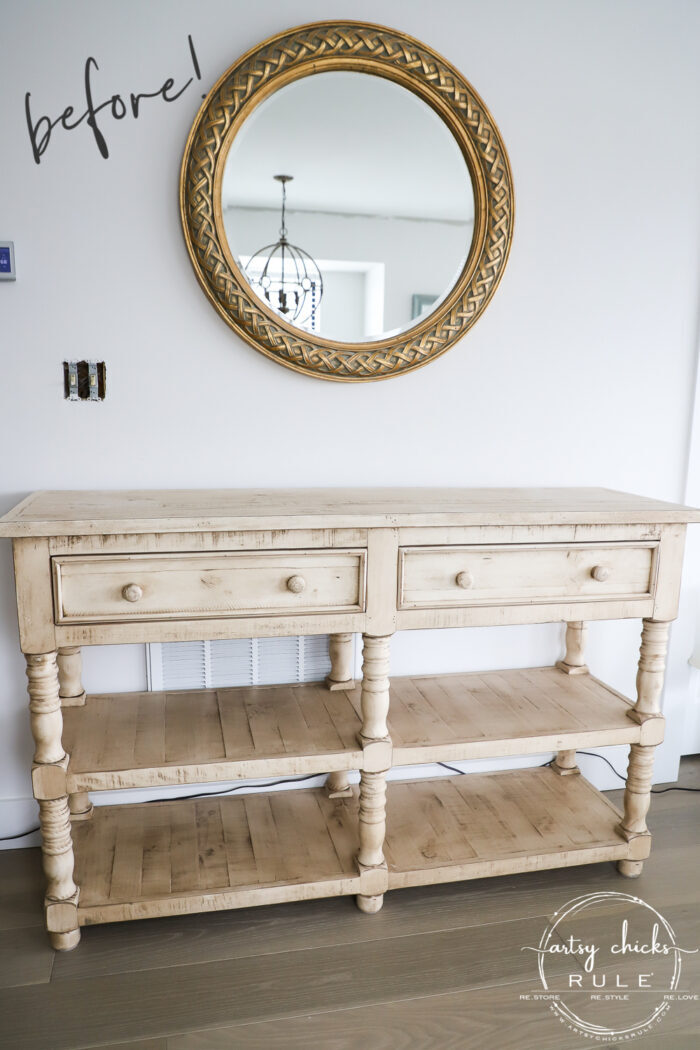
357;771;387;913
68;791;93;821
326;633;354;691
617;619;669;878
26;652;80;949
556;622;588;675
551;749;579;776
327;768;352;797
356;634;391;914
326;771;352;797
325;634;354;797
57;647;93;821
552;622;588;775
57;647;87;707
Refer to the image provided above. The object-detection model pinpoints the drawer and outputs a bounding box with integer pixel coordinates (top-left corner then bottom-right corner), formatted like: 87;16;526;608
398;542;657;609
52;550;366;624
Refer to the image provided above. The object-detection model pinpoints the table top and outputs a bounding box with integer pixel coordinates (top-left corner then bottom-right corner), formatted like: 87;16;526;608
1;488;698;537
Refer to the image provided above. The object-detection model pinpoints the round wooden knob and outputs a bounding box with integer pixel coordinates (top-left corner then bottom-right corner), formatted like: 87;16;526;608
286;575;306;594
121;583;143;603
591;565;611;582
456;571;474;590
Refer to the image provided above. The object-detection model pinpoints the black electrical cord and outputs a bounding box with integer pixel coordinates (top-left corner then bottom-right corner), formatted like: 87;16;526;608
0;772;327;842
437;761;468;776
578;750;627;782
2;755;698;843
567;750;700;793
141;771;323;804
0;825;40;842
441;752;700;795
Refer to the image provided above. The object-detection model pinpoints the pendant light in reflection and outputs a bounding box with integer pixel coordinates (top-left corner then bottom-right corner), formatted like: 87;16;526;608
244;175;323;329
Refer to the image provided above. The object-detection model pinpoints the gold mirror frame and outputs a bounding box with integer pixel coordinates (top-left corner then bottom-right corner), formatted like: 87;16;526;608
180;21;514;382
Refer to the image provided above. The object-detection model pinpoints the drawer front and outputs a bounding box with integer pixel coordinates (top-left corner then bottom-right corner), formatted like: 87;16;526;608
398;543;657;609
53;550;366;624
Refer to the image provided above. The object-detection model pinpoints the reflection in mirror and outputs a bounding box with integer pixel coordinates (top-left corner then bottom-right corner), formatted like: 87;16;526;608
243;174;324;328
222;71;475;343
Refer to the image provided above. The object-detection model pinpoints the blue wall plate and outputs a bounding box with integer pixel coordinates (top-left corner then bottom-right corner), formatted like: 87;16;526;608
0;242;16;280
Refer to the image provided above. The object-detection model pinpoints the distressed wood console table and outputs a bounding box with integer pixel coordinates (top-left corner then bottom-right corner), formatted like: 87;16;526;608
1;488;697;950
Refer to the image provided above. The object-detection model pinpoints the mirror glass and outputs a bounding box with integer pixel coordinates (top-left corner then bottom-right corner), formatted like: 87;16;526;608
221;71;475;343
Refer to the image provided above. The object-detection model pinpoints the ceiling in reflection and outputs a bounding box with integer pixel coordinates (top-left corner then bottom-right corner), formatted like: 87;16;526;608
221;72;474;223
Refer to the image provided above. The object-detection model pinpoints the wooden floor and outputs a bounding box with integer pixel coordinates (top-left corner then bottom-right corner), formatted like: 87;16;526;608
1;757;698;1050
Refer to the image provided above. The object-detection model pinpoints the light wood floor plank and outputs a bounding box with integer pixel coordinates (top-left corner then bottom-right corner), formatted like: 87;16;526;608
0;847;45;931
82;1041;167;1050
0;925;54;988
0;915;569;1050
165;976;700;1050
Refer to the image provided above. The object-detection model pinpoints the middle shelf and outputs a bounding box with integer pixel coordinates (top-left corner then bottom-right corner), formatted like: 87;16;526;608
63;666;643;792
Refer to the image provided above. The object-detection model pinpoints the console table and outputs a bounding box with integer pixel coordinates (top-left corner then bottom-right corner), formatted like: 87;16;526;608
1;488;697;950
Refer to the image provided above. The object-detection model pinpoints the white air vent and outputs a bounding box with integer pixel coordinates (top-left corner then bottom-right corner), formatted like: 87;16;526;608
147;635;334;691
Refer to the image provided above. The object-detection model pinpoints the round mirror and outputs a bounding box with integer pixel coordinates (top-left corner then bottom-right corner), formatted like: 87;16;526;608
181;21;514;381
221;72;475;343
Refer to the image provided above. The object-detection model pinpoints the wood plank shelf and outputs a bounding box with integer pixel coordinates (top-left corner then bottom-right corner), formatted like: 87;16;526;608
383;768;636;889
64;668;640;792
72;766;635;927
63;683;365;791
73;788;362;926
389;667;642;764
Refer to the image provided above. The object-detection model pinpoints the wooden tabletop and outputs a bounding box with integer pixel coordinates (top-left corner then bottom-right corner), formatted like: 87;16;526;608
0;488;698;536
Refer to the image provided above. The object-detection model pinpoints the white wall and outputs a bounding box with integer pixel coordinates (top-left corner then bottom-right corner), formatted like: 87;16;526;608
1;0;700;843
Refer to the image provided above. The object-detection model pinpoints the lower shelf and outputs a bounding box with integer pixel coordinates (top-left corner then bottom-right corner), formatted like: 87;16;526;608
384;767;635;889
73;767;638;927
73;787;361;925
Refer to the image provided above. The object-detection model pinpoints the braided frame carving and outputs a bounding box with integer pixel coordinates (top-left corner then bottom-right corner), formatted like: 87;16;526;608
180;22;514;381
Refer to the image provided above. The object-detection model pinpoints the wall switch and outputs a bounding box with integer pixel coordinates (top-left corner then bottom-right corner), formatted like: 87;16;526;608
67;361;79;401
87;360;100;401
63;361;106;401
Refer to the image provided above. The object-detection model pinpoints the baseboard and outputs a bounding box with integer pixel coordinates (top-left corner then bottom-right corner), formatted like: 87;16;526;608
0;796;41;850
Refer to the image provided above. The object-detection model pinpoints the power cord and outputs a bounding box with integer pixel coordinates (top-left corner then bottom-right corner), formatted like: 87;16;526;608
2;755;698;843
442;752;700;794
141;771;323;804
0;825;40;842
0;772;325;842
437;762;467;776
578;750;626;782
